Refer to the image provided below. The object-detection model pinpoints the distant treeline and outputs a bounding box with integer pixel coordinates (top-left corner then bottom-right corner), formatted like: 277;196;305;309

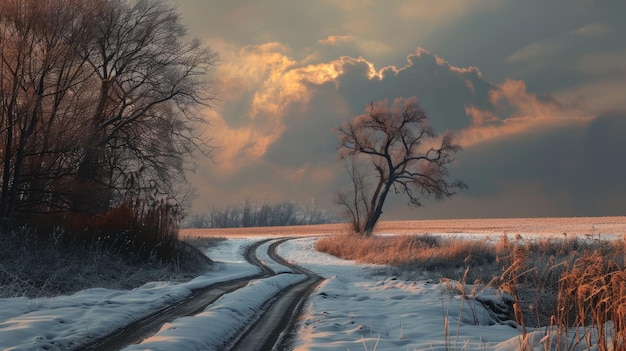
185;200;340;228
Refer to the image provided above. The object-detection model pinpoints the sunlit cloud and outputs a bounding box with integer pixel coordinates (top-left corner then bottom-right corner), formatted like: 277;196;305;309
212;44;589;171
318;35;354;45
208;44;351;169
459;79;592;147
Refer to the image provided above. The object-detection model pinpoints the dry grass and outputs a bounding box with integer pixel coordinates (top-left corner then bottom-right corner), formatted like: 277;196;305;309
316;233;496;278
182;216;626;238
316;231;626;350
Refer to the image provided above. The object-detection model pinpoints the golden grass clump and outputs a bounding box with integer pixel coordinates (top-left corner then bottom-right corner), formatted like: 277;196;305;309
555;252;626;349
315;233;495;272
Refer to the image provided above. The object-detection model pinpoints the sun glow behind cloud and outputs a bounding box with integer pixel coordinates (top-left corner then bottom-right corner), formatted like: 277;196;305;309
209;42;595;174
176;0;626;218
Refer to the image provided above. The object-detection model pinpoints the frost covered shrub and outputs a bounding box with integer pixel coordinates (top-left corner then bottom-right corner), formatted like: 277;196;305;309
0;227;211;298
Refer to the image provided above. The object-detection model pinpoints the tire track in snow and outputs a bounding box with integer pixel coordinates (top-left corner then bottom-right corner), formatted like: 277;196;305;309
227;238;323;351
82;238;322;351
82;238;274;350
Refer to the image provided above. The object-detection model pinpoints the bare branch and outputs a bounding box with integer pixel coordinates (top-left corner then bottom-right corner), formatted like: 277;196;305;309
335;97;466;235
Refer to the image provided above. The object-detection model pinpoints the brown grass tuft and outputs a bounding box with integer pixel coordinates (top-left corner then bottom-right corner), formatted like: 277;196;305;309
315;233;496;279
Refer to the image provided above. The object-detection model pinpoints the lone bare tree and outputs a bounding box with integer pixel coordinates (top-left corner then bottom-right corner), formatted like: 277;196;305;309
336;97;466;236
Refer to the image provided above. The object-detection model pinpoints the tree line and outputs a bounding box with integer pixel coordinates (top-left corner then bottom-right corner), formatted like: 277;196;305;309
186;200;340;228
0;0;217;234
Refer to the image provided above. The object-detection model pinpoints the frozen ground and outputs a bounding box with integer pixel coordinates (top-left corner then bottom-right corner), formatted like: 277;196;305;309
1;217;625;350
281;237;522;350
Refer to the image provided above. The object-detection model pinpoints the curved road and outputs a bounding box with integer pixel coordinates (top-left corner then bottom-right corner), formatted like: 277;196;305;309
81;237;322;351
227;239;322;351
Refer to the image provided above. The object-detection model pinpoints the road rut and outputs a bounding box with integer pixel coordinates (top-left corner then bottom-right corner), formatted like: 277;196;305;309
81;237;322;351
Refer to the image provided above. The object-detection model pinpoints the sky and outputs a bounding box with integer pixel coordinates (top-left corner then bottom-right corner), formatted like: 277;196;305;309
173;0;626;220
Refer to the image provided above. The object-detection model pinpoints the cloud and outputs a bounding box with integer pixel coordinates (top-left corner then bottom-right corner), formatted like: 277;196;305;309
317;34;394;58
506;23;612;65
210;43;592;177
573;48;626;78
193;38;626;218
208;42;346;168
169;0;626;219
318;35;354;45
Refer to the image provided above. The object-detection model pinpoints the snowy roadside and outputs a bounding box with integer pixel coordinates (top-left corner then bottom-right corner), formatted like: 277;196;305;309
278;237;586;351
124;273;306;351
0;239;260;350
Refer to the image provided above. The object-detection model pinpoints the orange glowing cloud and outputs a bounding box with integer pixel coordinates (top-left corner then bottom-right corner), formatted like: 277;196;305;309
207;43;351;170
209;42;591;177
459;79;592;147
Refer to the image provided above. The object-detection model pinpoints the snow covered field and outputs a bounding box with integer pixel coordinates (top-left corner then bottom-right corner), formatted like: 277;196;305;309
1;217;625;350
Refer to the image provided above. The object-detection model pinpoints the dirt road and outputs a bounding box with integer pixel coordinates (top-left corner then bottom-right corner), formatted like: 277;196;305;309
82;238;321;351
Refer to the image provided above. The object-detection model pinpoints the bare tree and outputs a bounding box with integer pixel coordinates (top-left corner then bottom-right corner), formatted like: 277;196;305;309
0;0;218;233
336;97;466;236
335;156;371;233
73;0;219;212
198;200;339;228
0;0;92;229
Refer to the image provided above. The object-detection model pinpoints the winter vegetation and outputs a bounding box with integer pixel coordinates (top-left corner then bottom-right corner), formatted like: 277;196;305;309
185;199;340;228
0;226;221;299
335;97;465;236
1;219;625;350
0;0;217;270
316;230;626;350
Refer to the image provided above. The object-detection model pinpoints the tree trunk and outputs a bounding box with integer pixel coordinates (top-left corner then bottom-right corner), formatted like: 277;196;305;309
363;180;393;236
0;116;14;231
72;78;112;213
0;73;19;231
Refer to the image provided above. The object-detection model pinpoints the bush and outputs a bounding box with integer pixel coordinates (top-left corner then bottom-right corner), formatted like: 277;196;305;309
34;199;183;262
0;227;212;298
315;233;496;280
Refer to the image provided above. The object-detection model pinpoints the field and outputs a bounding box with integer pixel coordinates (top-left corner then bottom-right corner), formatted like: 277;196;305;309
182;216;626;238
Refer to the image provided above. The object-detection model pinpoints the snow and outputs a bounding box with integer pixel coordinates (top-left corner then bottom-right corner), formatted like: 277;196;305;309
280;238;522;350
0;238;261;350
124;273;306;351
0;226;621;350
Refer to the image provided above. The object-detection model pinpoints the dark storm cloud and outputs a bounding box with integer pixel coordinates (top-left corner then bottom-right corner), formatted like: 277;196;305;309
399;109;626;219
